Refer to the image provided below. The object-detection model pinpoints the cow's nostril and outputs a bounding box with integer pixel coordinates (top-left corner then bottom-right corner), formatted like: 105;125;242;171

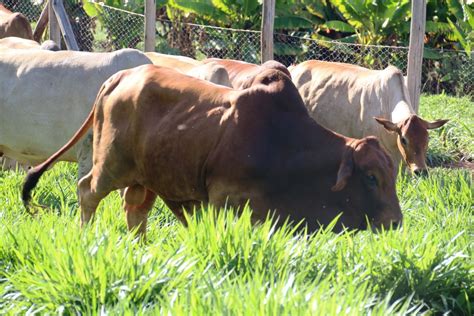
392;220;402;229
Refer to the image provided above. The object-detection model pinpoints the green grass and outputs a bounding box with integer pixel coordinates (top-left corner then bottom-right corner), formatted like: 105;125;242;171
1;94;473;315
419;94;473;165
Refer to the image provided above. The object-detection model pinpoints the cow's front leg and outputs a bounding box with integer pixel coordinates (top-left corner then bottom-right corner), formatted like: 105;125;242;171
77;167;116;227
78;172;102;225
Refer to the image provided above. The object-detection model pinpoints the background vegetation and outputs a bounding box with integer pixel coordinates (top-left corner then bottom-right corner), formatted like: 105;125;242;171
1;94;472;314
2;0;473;96
86;0;474;50
84;0;474;97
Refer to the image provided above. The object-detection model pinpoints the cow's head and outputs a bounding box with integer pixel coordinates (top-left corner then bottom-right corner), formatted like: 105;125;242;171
374;115;448;175
331;137;402;231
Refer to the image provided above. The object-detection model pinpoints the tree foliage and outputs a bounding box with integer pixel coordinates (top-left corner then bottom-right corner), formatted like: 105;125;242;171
84;0;473;55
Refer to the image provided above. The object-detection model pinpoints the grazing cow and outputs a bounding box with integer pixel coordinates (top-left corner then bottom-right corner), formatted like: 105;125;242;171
289;61;448;174
203;58;291;89
145;52;232;87
0;4;33;40
0;48;152;180
23;66;402;237
0;36;59;51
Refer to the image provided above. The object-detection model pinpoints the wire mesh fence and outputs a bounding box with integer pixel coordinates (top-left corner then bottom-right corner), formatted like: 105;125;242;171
1;0;472;98
0;0;43;21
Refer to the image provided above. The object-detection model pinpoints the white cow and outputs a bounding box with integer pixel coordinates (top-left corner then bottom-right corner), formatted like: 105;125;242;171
0;36;59;51
145;52;232;87
144;52;201;70
0;37;60;171
289;60;448;174
0;48;151;178
184;61;232;87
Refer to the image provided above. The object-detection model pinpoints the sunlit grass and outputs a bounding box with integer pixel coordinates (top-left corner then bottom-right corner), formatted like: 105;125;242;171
420;94;473;165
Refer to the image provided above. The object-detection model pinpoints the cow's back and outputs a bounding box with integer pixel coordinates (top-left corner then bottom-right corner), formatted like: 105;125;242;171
144;52;200;72
0;49;151;163
206;59;290;89
0;36;39;50
0;37;60;51
204;58;259;89
185;62;232;87
291;61;392;138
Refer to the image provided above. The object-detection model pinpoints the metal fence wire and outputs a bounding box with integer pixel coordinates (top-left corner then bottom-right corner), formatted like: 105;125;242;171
1;0;473;98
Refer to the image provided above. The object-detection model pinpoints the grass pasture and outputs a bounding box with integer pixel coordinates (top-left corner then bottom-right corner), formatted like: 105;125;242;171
0;94;473;315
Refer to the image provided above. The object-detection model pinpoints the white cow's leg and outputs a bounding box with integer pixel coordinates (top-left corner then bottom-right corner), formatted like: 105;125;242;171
76;132;113;227
391;151;405;176
381;143;404;176
1;157;30;171
76;133;93;181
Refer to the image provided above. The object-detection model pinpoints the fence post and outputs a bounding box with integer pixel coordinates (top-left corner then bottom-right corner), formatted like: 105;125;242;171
407;0;426;113
48;0;61;47
52;0;79;50
144;0;156;52
261;0;275;63
33;4;48;42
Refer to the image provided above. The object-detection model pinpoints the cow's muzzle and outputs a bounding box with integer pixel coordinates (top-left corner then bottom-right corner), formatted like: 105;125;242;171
371;210;403;231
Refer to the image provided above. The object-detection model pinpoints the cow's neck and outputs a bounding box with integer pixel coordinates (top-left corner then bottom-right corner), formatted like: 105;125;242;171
389;90;415;124
379;68;416;124
282;119;347;177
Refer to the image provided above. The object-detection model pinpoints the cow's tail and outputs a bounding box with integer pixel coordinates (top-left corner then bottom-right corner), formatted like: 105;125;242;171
21;105;95;208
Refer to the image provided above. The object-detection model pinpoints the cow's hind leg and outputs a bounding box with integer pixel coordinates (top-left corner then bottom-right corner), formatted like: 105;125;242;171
123;186;157;237
78;170;115;227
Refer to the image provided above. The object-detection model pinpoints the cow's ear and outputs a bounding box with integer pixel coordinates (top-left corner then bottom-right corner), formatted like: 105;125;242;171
332;148;354;192
424;119;449;130
374;117;400;134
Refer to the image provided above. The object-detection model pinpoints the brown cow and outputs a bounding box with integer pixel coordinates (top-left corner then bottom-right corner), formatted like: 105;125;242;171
203;58;291;89
23;66;402;237
0;4;33;40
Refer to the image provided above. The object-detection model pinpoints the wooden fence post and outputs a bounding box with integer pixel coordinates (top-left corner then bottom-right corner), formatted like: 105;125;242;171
48;0;61;47
52;0;79;50
33;3;48;42
407;0;426;113
144;0;156;52
261;0;275;63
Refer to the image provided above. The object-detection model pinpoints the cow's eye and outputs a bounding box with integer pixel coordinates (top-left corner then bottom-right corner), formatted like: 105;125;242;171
400;136;408;146
366;174;378;187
